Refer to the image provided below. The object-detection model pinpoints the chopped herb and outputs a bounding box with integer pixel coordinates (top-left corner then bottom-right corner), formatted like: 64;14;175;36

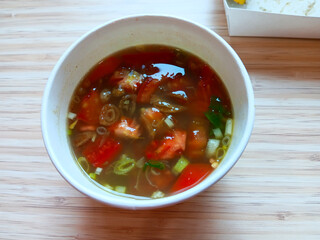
143;160;165;171
205;111;224;129
205;96;231;130
208;96;231;116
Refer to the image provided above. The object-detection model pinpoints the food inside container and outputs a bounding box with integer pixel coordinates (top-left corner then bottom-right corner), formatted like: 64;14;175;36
67;44;233;199
224;0;320;38
230;0;320;17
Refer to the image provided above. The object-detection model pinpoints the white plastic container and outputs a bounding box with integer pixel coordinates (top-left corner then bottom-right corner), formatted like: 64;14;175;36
224;0;320;38
41;15;255;210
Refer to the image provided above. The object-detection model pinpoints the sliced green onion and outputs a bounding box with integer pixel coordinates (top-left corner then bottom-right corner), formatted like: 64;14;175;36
206;139;220;158
225;118;233;136
78;157;89;172
91;133;97;142
222;135;231;147
216;147;226;160
67;129;72;136
210;159;219;169
172;156;189;175
164;116;174;128
205;111;223;129
151;190;165;199
96;126;108;135
114;154;135;175
143;160;165;171
69;119;78;129
104;184;113;190
95;167;103;175
206;96;231;129
115;185;126;193
213;128;223;139
67;112;77;120
209;96;231;116
89;173;96;180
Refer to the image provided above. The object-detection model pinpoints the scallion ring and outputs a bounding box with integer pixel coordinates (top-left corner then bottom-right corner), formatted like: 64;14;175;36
222;135;231;147
78;157;89;172
96;126;108;135
114;155;136;175
216;147;226;160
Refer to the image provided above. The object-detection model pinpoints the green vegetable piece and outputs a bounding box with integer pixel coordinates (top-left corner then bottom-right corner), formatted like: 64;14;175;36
216;147;226;160
209;96;231;116
104;184;113;190
205;96;231;130
225;118;233;136
89;173;96;180
205;139;220;158
114;154;136;175
172;156;189;175
115;185;126;193
69;119;78;130
222;135;231;147
78;157;89;172
67;129;72;136
212;128;223;139
143;160;165;171
205;111;223;129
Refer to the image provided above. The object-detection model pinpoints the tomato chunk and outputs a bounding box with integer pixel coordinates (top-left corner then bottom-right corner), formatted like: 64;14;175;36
141;107;164;122
109;68;143;93
145;130;186;160
110;117;141;139
171;163;212;194
83;137;122;167
149;169;176;191
185;119;208;159
140;107;165;138
137;77;162;103
77;89;103;125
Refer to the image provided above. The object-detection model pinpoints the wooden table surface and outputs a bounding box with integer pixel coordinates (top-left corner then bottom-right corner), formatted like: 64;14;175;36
1;0;320;239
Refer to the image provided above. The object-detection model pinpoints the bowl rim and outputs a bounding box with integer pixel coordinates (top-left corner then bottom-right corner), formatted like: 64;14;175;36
41;14;255;210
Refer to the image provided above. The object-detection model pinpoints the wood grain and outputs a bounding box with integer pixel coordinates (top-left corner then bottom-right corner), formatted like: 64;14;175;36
1;0;320;239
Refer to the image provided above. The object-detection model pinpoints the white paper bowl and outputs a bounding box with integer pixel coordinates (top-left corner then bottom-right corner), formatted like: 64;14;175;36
41;15;254;210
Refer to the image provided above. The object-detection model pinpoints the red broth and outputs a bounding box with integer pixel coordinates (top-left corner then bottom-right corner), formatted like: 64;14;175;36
68;45;233;198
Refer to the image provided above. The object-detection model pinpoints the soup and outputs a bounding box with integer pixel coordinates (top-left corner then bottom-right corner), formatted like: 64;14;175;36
67;45;233;199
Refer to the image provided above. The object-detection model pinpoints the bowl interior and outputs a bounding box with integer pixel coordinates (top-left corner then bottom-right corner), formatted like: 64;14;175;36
42;15;254;209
